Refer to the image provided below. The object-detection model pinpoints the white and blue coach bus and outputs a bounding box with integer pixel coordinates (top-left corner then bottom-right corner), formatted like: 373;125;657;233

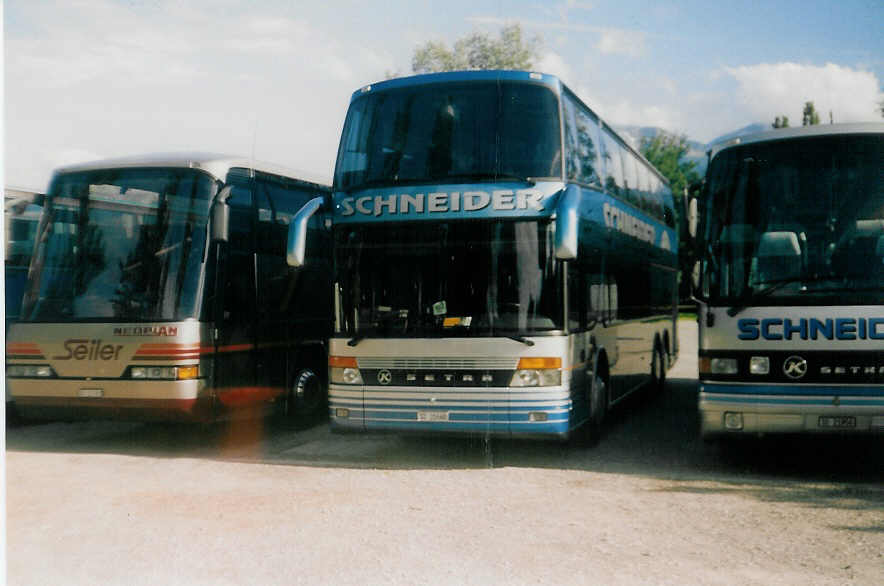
288;70;678;438
692;123;884;437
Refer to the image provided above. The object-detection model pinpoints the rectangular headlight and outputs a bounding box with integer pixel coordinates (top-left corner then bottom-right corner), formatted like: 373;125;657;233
131;366;177;380
749;356;770;375
7;364;55;377
710;358;738;375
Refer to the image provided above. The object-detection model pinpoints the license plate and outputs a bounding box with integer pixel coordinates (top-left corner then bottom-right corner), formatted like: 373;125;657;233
819;416;856;429
417;411;449;422
78;388;104;398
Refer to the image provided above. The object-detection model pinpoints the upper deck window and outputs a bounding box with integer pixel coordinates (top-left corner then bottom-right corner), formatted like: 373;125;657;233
335;81;561;192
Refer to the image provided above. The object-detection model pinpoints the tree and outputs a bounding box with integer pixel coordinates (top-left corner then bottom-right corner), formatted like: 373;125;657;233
412;24;542;73
772;116;789;128
802;101;820;126
879;99;884;118
640;132;702;301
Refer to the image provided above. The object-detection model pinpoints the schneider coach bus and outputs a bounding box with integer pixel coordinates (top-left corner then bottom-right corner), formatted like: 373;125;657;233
691;123;884;437
6;153;333;422
287;70;678;439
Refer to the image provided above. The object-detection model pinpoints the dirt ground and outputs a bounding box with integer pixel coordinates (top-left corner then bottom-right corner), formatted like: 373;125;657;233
6;321;884;585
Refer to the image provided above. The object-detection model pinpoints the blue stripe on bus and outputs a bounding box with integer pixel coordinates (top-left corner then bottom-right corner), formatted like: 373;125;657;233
701;395;884;407
701;383;884;397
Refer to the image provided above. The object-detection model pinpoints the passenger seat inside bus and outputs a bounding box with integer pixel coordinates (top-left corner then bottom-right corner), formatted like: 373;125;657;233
831;219;884;278
752;231;803;285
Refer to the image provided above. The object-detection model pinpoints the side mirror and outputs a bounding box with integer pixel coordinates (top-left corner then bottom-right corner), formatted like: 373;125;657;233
685;180;704;240
211;186;233;242
554;186;579;260
691;260;702;294
286;197;324;267
687;196;699;240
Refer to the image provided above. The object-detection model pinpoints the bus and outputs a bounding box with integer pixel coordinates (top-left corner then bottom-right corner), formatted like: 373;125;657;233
5;189;44;330
6;153;333;423
288;70;679;439
691;123;884;437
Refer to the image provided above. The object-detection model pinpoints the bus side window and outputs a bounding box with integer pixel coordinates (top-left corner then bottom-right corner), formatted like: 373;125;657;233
601;129;624;197
621;148;640;209
574;108;601;186
563;98;581;182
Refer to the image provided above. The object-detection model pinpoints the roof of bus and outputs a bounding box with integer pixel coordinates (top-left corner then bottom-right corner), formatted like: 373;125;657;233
350;70;560;102
708;122;884;159
52;152;331;189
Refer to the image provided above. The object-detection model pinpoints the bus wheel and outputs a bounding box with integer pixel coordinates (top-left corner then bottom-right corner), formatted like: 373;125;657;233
586;372;608;443
651;343;666;392
287;368;325;425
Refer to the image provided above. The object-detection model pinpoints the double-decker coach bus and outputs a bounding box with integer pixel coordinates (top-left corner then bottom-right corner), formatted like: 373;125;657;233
288;70;678;439
6;154;332;422
692;123;884;437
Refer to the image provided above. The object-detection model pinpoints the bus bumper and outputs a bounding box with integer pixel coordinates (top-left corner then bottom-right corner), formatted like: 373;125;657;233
328;383;573;437
8;378;214;422
699;383;884;437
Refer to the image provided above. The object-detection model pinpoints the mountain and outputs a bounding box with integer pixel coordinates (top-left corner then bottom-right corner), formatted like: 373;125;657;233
705;122;768;146
615;125;708;176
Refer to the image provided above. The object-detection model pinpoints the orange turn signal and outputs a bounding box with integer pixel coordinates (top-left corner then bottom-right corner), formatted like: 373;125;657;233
516;357;562;370
329;356;358;368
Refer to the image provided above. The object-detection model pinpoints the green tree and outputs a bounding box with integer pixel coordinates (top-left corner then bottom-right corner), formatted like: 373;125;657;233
802;101;820;126
772;115;790;128
412;24;542;73
640;132;702;301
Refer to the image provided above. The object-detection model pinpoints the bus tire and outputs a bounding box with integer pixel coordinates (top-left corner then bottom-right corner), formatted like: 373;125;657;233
585;369;609;445
286;368;325;426
650;341;666;393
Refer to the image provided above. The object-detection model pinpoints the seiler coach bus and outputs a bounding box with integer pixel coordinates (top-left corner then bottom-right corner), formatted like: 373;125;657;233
6;153;333;423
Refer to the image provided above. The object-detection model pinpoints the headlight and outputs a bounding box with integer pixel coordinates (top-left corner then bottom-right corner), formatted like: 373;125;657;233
329;356;363;385
749;356;770;375
710;358;739;375
131;366;178;380
509;357;562;387
7;364;55;378
331;367;363;385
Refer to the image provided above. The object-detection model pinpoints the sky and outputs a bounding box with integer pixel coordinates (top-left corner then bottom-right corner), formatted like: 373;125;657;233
3;0;883;191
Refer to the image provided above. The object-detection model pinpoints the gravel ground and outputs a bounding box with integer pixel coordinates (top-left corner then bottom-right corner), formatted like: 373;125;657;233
6;321;884;585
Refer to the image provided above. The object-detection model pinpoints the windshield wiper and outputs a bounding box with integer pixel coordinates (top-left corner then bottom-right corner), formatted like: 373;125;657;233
506;334;535;346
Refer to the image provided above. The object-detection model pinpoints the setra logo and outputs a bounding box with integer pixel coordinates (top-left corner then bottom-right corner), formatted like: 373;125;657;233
53;339;123;361
783;355;808;379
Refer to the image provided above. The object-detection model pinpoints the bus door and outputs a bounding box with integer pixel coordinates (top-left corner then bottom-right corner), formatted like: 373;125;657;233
213;182;258;411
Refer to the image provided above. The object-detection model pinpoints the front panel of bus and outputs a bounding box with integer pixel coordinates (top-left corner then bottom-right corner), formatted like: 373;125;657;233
696;130;884;435
328;75;578;436
6;166;217;420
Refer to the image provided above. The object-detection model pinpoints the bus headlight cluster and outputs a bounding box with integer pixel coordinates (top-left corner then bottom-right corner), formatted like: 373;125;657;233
131;366;198;380
330;356;363;385
7;364;55;378
699;357;739;375
509;357;562;387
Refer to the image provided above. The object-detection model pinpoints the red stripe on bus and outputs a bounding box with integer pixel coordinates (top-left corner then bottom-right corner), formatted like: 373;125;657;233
215;386;284;407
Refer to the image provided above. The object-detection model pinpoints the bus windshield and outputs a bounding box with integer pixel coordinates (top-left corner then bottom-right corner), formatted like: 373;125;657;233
21;167;216;322
335;221;563;337
334;81;562;191
702;134;883;306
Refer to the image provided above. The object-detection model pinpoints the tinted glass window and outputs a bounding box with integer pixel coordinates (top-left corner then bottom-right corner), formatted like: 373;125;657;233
335;81;562;190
